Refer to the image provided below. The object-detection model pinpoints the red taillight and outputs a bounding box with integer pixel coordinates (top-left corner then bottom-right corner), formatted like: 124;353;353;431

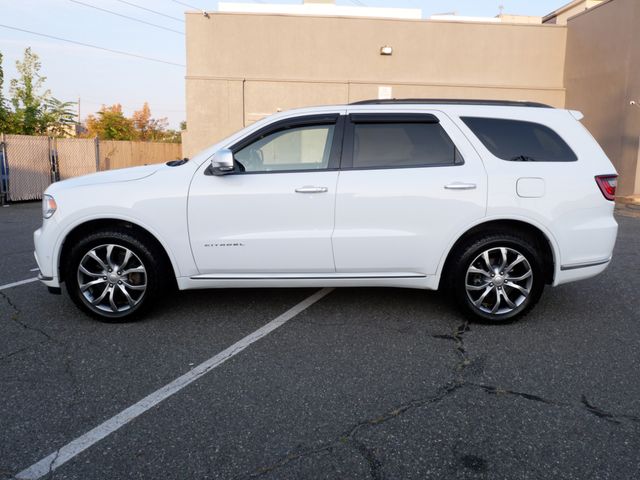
595;175;618;201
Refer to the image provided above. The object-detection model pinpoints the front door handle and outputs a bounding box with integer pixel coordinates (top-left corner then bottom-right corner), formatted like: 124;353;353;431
295;186;328;194
444;182;477;190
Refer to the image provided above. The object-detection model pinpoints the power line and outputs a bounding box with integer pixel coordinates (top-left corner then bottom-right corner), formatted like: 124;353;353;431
172;0;205;9
172;0;210;17
114;0;184;23
0;24;186;67
69;0;184;35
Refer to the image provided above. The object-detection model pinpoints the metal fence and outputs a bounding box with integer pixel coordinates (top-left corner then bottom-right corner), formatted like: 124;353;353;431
57;137;98;180
0;134;182;203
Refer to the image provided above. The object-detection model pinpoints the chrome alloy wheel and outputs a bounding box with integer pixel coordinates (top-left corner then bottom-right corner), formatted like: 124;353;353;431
465;247;534;315
77;244;147;314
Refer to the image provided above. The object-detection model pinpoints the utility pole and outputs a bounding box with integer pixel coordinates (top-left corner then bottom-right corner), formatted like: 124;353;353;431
77;96;81;136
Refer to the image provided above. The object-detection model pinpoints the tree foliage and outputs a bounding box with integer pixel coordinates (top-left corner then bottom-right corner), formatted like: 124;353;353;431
0;52;10;132
0;47;182;142
85;102;181;143
132;102;169;141
0;47;77;136
86;104;134;140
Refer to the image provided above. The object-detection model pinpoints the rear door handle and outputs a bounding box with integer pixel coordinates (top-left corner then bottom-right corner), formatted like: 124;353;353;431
295;186;328;194
444;182;477;190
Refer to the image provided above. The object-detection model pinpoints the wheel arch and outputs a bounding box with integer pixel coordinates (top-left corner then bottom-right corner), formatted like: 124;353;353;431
57;217;179;283
437;217;558;289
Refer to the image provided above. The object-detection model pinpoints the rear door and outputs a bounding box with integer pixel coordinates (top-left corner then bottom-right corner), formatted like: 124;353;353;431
332;109;487;276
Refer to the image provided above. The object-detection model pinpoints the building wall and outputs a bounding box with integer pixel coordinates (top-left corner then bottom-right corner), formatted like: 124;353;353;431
564;0;640;196
543;0;604;24
184;13;567;157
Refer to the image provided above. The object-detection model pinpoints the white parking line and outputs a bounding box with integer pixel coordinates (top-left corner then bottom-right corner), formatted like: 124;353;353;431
15;287;334;480
0;277;39;291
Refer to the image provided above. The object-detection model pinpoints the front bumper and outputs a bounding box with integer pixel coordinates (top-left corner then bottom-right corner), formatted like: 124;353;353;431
34;226;61;289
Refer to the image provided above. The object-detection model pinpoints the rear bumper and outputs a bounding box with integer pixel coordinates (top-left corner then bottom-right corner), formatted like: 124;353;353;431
554;257;611;286
553;212;617;286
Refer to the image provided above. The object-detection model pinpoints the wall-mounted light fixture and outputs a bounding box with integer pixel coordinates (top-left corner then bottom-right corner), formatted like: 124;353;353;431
380;45;393;56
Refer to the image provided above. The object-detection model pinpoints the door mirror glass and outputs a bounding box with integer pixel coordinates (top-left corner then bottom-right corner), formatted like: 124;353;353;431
210;148;235;175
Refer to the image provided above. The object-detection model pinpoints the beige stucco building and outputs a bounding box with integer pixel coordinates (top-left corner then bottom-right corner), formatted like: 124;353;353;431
183;0;640;198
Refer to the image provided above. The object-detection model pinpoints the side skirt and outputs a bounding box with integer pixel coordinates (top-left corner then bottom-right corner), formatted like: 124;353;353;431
176;273;438;291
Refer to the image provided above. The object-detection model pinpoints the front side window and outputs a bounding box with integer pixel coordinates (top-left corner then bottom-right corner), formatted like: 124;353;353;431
351;122;462;169
461;117;577;162
234;124;335;173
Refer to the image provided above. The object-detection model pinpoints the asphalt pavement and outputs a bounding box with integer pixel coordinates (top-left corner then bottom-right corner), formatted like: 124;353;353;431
1;202;639;479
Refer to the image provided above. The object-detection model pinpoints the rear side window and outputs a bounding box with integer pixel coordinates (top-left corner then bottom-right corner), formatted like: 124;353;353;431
461;117;577;162
351;122;463;169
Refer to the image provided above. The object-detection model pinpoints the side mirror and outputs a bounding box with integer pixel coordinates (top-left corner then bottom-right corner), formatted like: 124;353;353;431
210;148;235;176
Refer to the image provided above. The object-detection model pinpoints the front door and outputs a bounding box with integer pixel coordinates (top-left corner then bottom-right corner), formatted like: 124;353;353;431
188;113;344;275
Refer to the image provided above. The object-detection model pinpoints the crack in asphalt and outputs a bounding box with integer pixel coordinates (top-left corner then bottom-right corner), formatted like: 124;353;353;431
241;319;640;479
44;448;61;480
1;289;80;480
0;291;54;344
0;340;50;363
351;440;384;480
238;322;474;479
472;383;566;406
580;394;640;425
239;382;463;480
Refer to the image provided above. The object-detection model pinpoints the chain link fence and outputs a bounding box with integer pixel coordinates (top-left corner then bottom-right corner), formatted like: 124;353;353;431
0;134;182;204
1;134;53;202
56;137;98;180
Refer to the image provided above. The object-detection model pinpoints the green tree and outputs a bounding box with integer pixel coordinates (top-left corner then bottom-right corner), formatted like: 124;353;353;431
1;48;77;136
0;52;13;133
9;47;50;135
85;104;134;140
42;98;77;137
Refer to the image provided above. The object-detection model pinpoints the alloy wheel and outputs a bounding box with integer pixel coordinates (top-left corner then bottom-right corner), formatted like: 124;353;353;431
77;244;147;314
465;247;533;315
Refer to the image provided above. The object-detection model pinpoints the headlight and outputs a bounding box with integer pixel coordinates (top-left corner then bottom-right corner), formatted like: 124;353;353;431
42;194;57;219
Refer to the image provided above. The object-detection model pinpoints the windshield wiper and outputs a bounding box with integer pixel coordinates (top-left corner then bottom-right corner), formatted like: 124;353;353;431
166;158;189;166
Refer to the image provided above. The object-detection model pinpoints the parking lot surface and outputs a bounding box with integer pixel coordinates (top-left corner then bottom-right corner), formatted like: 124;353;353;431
1;202;639;479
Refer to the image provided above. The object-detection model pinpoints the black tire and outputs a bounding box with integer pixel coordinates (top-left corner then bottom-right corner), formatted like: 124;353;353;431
447;232;545;323
64;227;169;322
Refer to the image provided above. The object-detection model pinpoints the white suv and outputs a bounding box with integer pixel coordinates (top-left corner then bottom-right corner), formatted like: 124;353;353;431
34;99;618;323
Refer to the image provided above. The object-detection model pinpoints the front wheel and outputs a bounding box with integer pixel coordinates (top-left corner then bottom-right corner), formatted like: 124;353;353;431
65;228;167;322
449;233;545;323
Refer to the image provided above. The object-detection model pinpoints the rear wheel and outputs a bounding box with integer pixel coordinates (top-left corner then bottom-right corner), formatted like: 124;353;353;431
448;233;545;323
65;228;168;322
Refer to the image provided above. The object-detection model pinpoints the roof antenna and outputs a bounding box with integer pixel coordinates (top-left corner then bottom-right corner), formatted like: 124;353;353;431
498;4;505;15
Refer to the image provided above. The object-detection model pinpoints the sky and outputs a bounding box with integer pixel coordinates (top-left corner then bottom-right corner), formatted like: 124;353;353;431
0;0;566;128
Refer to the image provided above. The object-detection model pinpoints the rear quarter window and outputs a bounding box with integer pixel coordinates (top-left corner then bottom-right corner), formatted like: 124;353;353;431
461;117;577;162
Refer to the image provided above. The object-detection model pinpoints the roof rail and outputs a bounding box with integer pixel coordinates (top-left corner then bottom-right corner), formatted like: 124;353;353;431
349;98;553;108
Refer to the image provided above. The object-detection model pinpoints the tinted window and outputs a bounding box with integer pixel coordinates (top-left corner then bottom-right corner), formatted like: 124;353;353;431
351;123;462;169
461;117;577;162
235;124;335;172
